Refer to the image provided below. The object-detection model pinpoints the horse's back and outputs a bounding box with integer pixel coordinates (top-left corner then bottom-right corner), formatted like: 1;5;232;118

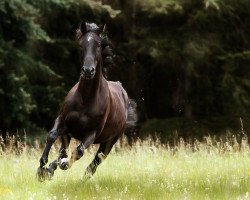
108;81;128;110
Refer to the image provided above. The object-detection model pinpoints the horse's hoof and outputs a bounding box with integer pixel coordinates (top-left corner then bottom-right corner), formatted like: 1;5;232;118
59;158;69;170
37;167;51;182
47;168;54;180
81;172;92;182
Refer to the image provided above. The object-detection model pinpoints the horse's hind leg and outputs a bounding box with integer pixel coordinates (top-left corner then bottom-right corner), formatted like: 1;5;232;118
85;136;119;178
63;132;96;169
58;135;71;170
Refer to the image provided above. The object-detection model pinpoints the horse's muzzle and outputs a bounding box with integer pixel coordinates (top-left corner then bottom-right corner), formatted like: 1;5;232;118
81;67;95;79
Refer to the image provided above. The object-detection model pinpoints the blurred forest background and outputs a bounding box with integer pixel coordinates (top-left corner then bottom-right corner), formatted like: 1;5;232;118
1;0;250;142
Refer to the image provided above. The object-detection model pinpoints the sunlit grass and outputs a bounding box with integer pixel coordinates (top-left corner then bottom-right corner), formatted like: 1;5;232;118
1;136;250;199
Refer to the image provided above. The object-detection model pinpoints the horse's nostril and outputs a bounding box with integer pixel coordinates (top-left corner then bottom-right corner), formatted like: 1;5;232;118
82;66;95;77
86;68;95;75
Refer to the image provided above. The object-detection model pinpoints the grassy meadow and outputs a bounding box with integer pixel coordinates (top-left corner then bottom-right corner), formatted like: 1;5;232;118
1;136;250;200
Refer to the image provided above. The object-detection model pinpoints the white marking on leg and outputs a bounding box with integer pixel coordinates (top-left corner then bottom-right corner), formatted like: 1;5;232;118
60;158;68;164
98;152;106;161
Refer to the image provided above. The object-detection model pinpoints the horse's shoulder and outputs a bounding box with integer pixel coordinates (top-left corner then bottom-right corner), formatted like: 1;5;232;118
64;82;79;100
60;82;81;111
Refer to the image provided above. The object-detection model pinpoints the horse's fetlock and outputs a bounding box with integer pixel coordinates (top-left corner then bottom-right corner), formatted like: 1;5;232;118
85;165;96;177
40;157;48;167
59;158;69;170
48;160;58;171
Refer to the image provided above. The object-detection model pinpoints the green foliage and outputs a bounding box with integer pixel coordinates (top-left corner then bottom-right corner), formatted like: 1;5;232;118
0;0;116;133
103;0;250;137
137;0;183;16
0;0;54;131
2;0;250;139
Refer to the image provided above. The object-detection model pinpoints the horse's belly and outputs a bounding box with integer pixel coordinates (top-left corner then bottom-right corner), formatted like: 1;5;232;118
94;115;126;143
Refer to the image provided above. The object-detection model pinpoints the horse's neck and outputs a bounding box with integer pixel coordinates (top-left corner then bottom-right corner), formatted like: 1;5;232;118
77;69;106;105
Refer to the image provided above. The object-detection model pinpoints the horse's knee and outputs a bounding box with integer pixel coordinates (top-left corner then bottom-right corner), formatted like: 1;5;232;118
92;152;105;166
76;144;84;159
47;130;57;143
98;152;106;161
59;148;67;159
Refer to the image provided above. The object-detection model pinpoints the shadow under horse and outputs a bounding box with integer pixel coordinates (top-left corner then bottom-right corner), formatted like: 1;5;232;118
37;20;137;181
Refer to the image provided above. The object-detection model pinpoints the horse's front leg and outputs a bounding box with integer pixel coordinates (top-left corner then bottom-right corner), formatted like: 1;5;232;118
56;134;71;170
61;131;96;170
46;135;71;174
37;117;63;181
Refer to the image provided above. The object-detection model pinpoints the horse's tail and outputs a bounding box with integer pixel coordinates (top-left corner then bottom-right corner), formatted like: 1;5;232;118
126;99;138;127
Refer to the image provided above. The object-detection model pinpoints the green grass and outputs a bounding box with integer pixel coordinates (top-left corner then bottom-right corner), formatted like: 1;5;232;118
1;137;250;199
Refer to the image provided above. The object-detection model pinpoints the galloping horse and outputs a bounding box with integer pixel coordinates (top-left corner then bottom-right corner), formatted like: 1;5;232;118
37;21;136;181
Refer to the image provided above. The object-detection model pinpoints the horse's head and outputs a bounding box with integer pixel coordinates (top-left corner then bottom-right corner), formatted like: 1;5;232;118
77;21;105;80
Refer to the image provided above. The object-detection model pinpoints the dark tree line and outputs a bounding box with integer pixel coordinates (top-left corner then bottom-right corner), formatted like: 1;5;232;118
1;0;250;141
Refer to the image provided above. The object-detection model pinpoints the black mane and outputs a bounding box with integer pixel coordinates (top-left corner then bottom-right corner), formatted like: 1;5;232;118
100;33;114;69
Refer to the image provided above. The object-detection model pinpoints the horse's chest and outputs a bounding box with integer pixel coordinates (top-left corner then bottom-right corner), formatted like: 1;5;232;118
64;111;101;134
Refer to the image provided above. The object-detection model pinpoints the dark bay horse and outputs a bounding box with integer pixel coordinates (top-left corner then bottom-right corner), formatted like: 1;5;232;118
37;21;136;181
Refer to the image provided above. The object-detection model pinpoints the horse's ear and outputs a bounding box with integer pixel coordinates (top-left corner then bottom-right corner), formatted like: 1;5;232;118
80;20;87;34
98;24;106;34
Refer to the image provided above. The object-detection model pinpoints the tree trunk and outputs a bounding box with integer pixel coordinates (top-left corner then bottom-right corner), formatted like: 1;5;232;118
184;63;193;119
